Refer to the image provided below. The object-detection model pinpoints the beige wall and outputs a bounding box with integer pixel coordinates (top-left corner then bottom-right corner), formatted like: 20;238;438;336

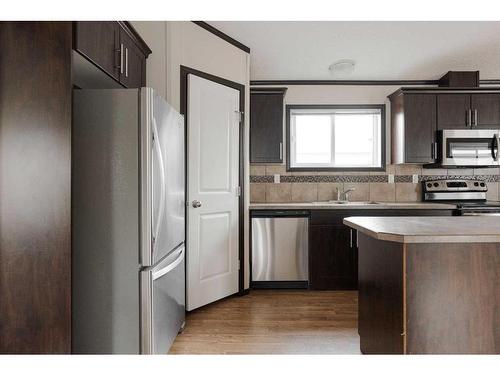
165;22;252;289
130;21;167;99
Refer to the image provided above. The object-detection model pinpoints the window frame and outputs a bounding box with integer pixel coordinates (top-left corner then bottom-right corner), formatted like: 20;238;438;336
285;104;386;172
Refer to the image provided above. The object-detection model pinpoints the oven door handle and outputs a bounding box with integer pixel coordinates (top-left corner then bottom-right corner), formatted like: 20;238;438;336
462;212;500;216
492;133;500;161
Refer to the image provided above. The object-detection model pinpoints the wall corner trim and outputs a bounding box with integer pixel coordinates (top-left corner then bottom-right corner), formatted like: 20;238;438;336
192;21;251;54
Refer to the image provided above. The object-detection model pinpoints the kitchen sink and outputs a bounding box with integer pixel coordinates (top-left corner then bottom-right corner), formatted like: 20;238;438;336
313;200;380;205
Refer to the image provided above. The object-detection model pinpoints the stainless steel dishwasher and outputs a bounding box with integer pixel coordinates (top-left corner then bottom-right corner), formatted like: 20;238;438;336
251;210;309;288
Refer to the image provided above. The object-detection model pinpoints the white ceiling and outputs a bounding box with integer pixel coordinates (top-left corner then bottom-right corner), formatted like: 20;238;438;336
208;22;500;81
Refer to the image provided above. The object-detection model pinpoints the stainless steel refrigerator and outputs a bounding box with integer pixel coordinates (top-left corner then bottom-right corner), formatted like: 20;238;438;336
72;88;185;354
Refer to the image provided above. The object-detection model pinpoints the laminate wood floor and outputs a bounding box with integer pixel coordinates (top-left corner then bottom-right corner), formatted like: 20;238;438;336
169;290;360;354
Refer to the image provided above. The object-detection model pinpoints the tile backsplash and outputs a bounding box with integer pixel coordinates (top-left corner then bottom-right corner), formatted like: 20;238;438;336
249;164;500;203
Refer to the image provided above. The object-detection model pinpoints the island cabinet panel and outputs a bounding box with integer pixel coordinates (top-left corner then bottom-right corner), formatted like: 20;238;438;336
357;234;404;354
356;234;500;354
309;225;357;290
406;243;500;354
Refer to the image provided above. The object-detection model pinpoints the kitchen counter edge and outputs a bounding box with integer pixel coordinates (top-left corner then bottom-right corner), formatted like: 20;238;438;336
249;202;457;210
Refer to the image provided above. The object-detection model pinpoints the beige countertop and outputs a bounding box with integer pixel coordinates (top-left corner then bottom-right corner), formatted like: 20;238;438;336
249;202;457;210
343;216;500;243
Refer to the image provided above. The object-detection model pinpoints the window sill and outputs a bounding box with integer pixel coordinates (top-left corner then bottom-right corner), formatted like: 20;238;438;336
287;167;386;172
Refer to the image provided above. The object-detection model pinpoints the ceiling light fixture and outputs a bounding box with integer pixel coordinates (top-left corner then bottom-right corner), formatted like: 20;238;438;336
329;59;356;76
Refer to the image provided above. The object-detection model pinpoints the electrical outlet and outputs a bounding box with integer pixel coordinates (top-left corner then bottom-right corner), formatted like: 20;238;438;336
388;174;394;184
412;174;419;184
274;174;280;184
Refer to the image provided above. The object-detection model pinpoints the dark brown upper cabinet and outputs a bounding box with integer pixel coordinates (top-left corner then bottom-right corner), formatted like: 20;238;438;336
250;88;287;163
389;87;500;164
470;94;500;128
437;94;471;129
389;91;437;164
74;22;121;81
118;27;146;88
74;21;151;88
437;93;500;129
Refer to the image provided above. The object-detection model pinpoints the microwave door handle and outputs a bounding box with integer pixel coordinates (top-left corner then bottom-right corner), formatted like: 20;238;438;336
493;134;500;161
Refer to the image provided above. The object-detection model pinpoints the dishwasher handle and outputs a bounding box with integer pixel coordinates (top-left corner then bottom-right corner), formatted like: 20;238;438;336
251;210;310;218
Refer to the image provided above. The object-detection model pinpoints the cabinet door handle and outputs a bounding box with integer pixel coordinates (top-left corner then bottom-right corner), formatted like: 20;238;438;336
125;47;129;77
350;229;353;248
474;109;478;127
279;142;283;160
466;109;471;127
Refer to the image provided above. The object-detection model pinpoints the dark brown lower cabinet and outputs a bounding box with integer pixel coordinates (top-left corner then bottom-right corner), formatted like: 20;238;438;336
0;22;72;353
308;209;455;290
309;225;357;290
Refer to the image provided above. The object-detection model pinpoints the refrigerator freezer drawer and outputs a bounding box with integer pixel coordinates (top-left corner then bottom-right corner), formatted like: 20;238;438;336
141;244;186;354
251;217;309;282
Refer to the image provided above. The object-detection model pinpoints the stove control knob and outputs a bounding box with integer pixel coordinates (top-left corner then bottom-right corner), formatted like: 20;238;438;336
427;183;432;188
433;182;439;187
480;182;486;187
474;182;479;187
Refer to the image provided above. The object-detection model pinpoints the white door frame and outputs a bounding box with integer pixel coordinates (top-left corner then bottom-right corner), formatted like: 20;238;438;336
180;66;244;305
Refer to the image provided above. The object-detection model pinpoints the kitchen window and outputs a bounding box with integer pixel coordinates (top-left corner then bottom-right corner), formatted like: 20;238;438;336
286;105;385;171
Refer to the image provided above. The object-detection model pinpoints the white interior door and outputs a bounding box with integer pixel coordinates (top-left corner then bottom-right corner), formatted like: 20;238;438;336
187;74;240;311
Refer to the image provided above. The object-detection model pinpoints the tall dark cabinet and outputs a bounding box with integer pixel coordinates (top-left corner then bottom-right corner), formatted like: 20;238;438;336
0;20;150;354
0;22;72;353
250;88;287;163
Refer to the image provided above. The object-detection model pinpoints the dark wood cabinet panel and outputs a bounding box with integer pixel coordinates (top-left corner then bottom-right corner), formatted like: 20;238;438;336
307;208;455;291
391;87;500;164
358;234;404;354
403;94;437;163
250;91;284;163
471;94;500;128
74;21;120;81
0;22;72;353
73;21;150;89
309;225;357;290
119;28;146;88
390;92;437;163
437;94;471;129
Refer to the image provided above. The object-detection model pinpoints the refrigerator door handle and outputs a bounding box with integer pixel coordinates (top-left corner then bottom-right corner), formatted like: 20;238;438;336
152;117;166;255
152;246;185;281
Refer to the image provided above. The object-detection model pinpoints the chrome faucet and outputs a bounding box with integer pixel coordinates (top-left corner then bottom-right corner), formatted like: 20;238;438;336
336;187;356;202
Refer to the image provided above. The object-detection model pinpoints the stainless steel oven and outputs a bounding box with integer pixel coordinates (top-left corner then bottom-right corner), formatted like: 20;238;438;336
438;129;500;167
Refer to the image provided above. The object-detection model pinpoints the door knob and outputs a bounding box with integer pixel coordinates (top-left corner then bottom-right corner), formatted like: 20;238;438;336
192;200;202;208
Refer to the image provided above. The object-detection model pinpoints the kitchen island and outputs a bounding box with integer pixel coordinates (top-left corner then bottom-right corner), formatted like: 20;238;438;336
343;216;500;354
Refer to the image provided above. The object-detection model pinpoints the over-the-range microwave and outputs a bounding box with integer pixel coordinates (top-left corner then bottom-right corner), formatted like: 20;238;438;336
437;129;500;167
